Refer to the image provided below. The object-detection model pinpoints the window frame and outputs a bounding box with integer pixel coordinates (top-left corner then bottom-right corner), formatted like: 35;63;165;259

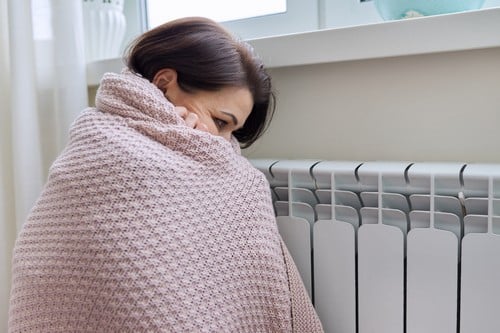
322;0;382;29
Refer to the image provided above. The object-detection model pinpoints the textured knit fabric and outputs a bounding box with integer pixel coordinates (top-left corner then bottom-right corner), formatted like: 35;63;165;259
8;70;323;333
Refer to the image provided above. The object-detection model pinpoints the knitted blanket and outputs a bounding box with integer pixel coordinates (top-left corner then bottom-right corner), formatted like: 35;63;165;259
9;70;323;332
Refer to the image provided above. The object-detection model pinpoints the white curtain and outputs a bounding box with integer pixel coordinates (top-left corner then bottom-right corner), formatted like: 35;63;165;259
0;0;88;329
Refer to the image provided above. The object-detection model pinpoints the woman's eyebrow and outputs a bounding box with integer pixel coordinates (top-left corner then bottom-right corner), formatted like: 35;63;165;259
221;111;238;126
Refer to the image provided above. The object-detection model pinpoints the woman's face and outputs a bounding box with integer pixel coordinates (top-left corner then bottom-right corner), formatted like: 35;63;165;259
153;69;253;141
170;86;253;141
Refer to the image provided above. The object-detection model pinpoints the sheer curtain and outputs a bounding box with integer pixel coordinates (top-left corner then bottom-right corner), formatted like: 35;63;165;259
0;0;88;329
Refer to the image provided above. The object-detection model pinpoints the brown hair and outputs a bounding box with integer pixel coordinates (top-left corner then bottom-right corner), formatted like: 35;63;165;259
125;17;275;148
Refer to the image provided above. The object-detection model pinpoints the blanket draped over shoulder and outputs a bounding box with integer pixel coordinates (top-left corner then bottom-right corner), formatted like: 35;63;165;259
8;70;323;333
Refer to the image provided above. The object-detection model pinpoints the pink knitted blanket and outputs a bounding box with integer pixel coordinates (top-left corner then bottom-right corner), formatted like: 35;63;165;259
9;70;323;332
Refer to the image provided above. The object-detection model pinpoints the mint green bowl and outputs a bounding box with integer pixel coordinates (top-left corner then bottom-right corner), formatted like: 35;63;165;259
374;0;486;20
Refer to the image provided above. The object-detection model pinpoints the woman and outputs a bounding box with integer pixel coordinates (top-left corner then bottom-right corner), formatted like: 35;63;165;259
9;17;323;332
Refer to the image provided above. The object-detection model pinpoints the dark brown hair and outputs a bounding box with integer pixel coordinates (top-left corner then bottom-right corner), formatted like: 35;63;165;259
125;17;275;148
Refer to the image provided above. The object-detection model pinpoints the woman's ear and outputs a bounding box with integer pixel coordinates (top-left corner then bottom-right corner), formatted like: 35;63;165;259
152;68;178;94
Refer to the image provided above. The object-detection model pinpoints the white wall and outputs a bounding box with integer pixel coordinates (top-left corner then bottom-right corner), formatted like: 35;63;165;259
244;47;500;163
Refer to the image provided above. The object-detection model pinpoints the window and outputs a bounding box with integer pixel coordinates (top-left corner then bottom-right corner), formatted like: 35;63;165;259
142;0;386;39
146;0;287;27
134;0;500;41
145;0;318;40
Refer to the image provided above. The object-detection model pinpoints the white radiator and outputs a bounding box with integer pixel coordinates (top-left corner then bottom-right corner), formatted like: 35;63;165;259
251;159;500;333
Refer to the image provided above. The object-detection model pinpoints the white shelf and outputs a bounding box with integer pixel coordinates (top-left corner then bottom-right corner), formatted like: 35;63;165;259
87;8;500;86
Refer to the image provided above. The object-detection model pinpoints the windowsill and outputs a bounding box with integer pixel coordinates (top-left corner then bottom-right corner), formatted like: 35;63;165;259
87;7;500;86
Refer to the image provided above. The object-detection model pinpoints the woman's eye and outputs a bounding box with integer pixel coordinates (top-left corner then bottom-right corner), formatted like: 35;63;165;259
214;118;228;129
